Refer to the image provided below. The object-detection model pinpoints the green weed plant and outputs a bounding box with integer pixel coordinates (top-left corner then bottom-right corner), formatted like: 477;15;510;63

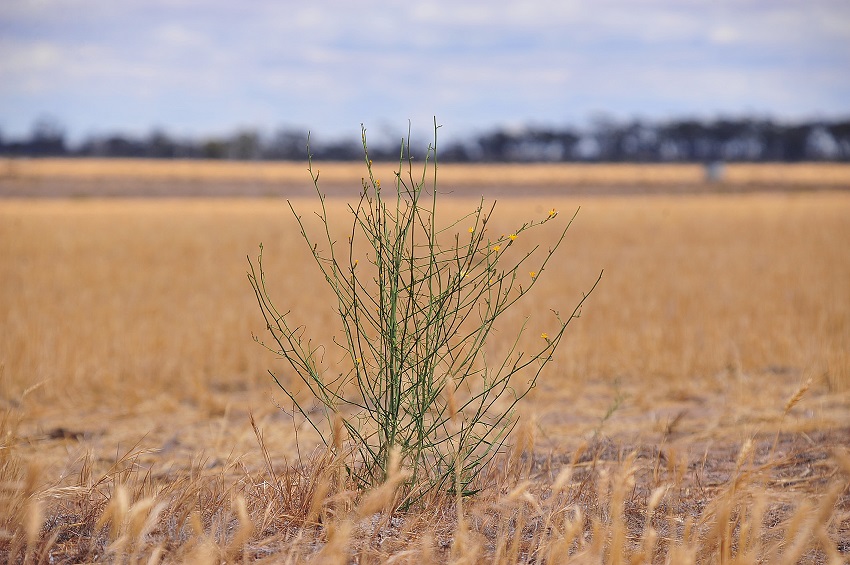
249;124;599;506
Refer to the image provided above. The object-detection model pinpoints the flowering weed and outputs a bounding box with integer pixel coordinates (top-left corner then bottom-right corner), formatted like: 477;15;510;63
248;123;600;505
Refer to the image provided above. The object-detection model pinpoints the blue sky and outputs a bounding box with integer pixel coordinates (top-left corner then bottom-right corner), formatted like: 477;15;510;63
1;0;849;144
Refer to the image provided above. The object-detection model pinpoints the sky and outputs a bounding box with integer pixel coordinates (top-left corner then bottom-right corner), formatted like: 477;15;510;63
1;0;849;144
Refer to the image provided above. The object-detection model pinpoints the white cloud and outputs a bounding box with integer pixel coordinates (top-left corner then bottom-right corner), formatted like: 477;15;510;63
0;0;848;139
0;40;61;73
707;25;740;45
152;23;210;49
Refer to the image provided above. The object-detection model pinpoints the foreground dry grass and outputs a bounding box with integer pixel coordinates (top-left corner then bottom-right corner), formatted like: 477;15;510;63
1;191;849;563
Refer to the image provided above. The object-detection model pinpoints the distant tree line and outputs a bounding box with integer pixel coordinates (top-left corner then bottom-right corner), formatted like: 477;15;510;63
2;116;849;162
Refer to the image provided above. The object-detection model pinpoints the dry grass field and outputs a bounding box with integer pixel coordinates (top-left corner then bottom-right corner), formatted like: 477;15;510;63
3;158;850;198
1;167;849;562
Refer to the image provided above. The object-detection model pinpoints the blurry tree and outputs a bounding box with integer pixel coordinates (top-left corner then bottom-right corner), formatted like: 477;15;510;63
229;130;261;160
439;140;472;162
201;139;227;159
264;129;309;160
77;135;136;157
805;126;840;160
616;121;657;161
781;124;811;161
589;115;624;161
28;116;67;156
313;139;361;160
146;129;178;159
827;121;850;159
4;117;849;162
477;130;512;161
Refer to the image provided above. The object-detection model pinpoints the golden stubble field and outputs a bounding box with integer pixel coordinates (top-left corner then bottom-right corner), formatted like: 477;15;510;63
1;178;849;562
4;159;850;197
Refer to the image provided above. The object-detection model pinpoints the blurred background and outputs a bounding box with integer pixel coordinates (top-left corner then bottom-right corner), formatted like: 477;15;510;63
1;0;849;161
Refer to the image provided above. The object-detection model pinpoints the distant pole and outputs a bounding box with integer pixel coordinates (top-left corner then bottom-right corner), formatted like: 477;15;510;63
705;161;725;183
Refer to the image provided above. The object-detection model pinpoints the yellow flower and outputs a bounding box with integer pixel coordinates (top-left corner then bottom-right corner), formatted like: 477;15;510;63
548;208;557;218
375;179;381;188
530;271;537;279
492;244;501;252
468;226;475;233
509;234;517;241
355;357;361;365
368;159;373;166
541;332;549;340
461;270;469;279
